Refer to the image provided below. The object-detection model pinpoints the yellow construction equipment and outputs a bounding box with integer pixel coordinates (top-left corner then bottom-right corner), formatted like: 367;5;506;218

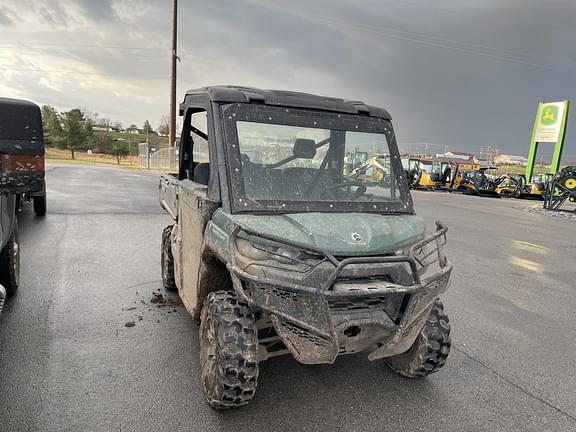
350;155;392;183
402;157;439;190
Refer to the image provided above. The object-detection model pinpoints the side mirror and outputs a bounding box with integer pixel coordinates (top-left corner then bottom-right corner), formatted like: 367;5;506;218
293;139;316;159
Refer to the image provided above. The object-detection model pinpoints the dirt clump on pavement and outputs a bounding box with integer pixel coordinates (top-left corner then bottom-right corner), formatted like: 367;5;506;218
522;206;576;220
150;290;182;308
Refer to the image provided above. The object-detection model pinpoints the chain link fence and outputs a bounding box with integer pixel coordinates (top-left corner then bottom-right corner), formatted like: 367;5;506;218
138;143;178;171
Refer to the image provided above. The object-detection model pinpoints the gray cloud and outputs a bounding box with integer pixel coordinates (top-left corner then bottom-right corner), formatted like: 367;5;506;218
0;0;575;159
37;4;72;27
0;4;18;26
74;0;117;23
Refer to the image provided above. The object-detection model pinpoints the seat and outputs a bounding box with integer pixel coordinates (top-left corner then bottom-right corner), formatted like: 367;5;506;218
194;163;210;185
282;167;318;200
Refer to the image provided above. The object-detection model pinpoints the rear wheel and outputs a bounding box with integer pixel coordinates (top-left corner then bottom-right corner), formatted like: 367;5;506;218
563;176;576;190
0;223;20;296
33;195;47;216
161;225;177;291
385;300;451;378
199;291;259;409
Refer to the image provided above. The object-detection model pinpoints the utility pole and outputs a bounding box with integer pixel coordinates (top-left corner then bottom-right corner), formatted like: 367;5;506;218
169;0;178;148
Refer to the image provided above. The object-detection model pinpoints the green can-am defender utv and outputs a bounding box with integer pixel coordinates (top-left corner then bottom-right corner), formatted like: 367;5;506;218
159;86;453;409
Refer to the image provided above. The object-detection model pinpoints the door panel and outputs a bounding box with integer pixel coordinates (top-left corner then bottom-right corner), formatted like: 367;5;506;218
177;180;208;315
159;173;179;220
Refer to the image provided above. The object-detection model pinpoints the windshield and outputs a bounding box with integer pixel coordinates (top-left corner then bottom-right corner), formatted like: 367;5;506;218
224;105;411;213
237;122;399;202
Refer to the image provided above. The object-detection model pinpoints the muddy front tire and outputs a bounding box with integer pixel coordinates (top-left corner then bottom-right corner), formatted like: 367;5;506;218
385;300;451;378
199;291;259;409
0;223;20;296
161;225;177;291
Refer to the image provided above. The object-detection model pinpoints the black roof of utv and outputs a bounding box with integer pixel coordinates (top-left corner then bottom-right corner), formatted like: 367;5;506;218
0;97;43;141
182;86;391;120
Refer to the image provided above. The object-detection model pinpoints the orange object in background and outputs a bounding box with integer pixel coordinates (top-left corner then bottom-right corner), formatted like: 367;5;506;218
0;154;45;174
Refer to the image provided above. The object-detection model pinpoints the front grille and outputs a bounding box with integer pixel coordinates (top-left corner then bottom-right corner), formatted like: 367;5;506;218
328;296;389;311
278;321;331;348
328;292;406;323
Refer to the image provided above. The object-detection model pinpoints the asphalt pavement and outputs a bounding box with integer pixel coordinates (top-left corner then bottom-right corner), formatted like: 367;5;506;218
0;163;575;432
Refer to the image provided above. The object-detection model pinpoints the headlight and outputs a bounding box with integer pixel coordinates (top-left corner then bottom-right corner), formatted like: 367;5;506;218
235;235;318;265
235;237;271;260
274;247;303;264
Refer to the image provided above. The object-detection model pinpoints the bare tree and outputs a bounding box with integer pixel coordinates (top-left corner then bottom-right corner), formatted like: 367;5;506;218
158;115;169;136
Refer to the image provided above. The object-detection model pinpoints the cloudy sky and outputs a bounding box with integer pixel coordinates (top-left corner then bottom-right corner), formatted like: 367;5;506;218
0;0;575;158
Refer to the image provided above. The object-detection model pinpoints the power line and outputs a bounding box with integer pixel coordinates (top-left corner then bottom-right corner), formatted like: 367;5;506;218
0;66;167;79
245;0;575;74
0;49;171;60
393;0;570;35
0;42;166;51
315;16;574;73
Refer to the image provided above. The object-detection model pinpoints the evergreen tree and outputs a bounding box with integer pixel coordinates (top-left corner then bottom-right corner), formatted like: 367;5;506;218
143;120;153;135
41;105;63;147
62;109;88;160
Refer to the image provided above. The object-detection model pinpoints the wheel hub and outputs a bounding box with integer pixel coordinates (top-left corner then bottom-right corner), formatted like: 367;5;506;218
564;177;576;190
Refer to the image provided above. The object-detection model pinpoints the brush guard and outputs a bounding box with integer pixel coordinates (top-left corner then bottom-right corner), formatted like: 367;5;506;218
228;222;452;364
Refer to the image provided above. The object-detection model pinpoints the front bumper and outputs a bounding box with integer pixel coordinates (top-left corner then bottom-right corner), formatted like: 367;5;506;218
229;222;452;364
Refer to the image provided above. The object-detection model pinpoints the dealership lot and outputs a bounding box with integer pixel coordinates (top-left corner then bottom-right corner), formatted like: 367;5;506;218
0;163;574;432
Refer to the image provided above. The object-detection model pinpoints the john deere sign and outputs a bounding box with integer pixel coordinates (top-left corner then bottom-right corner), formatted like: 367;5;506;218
534;102;566;143
526;100;569;181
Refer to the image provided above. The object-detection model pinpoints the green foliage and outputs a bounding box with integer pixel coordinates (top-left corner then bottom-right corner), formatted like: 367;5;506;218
90;131;112;153
143;120;153;135
84;118;94;140
112;140;130;164
62;109;88;160
41;105;63;147
40;106;169;159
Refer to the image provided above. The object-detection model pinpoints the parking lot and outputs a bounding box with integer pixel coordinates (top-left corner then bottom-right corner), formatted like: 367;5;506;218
0;163;575;432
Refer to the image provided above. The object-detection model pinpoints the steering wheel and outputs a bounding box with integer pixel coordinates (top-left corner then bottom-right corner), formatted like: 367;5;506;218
323;180;367;200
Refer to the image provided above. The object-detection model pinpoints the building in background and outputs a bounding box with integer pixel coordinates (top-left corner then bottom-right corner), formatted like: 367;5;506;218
435;151;477;162
494;154;528;166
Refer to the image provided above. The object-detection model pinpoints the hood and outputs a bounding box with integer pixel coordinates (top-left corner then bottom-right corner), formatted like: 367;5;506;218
216;211;426;256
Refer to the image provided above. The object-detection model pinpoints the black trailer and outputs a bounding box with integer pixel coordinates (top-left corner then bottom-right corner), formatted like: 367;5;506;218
0;97;47;215
0;97;42;314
